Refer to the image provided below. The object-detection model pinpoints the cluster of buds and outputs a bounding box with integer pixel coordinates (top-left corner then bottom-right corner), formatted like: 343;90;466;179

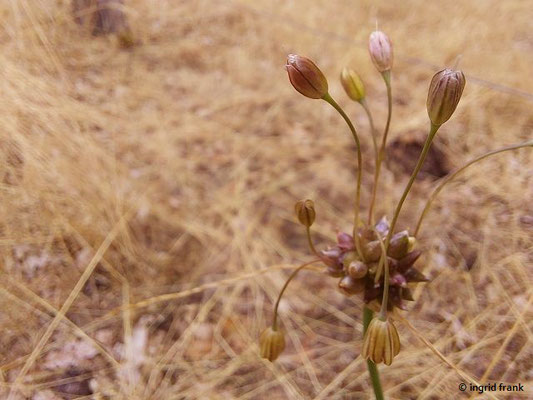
261;28;466;372
320;216;427;311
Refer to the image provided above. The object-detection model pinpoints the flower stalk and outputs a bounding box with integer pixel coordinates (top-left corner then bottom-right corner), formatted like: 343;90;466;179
322;93;364;254
363;307;385;400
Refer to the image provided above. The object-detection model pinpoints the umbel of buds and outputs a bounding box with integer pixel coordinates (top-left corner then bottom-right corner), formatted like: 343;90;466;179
362;316;401;365
259;326;286;362
427;68;466;126
286;54;329;99
340;68;365;102
295;199;316;227
368;31;393;72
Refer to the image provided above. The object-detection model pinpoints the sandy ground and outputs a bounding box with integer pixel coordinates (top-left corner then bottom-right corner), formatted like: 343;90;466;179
0;0;532;399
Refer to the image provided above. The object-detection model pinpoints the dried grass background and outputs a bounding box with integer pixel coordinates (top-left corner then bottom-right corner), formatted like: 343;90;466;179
1;0;532;399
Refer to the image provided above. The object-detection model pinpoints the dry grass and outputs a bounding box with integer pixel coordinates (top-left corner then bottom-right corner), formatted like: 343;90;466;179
0;0;532;399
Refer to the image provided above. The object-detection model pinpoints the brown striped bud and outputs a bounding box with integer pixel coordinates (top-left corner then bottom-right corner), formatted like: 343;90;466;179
427;68;466;126
294;199;315;227
259;326;285;362
286;54;329;99
368;31;393;72
362;316;401;365
340;67;365;102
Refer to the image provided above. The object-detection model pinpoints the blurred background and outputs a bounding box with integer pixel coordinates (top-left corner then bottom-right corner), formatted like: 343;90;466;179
0;0;531;398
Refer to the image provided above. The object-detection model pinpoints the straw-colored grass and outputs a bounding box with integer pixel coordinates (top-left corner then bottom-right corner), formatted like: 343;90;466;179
1;0;532;399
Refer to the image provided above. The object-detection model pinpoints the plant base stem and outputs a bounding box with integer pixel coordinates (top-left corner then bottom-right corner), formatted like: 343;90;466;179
363;306;384;400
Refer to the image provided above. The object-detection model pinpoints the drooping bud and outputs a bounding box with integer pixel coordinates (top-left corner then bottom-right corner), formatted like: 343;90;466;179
362;316;401;365
338;275;364;295
387;230;409;259
340;68;365;102
426;68;466;126
259;326;286;362
347;260;368;279
286;54;329;99
294;199;316;227
368;31;393;72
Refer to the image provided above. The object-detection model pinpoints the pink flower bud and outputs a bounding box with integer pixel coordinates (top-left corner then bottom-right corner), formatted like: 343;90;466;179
368;31;393;72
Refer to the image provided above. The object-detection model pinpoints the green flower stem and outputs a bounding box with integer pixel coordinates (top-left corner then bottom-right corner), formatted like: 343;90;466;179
305;226;319;257
363;306;385;400
360;99;379;226
414;140;533;236
360;99;379;164
323;93;363;249
384;123;440;252
272;259;320;330
369;71;392;227
375;233;391;316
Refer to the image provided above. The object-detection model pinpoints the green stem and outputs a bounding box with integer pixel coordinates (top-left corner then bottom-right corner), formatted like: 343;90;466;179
363;306;385;400
384;123;440;252
369;71;392;227
305;226;319;257
272;259;320;330
375;232;390;316
414;140;533;236
323;93;363;252
360;99;380;226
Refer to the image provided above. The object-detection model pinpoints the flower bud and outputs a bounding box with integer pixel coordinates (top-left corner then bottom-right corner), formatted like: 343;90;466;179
368;31;393;72
397;250;422;272
259;326;285;362
286;54;329;99
362;316;401;365
347;260;368;279
363;240;382;262
337;232;355;250
427;68;466;126
340;68;365;102
338;275;364;295
294;199;315;227
387;230;409;259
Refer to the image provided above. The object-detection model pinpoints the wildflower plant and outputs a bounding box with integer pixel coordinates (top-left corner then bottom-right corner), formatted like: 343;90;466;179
260;29;532;398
